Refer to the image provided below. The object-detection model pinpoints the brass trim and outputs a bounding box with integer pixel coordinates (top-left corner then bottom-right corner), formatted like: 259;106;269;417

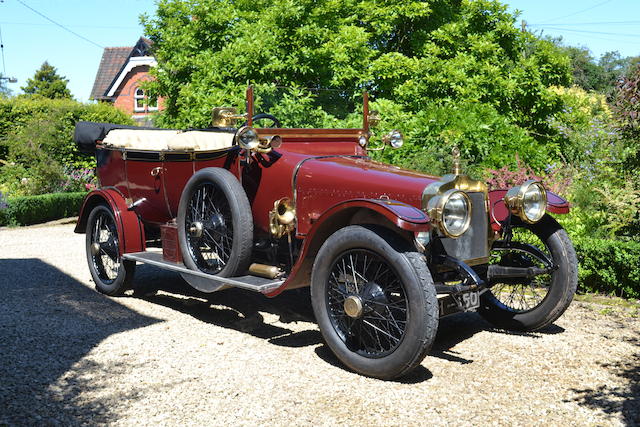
367;110;381;128
344;295;364;318
426;189;472;238
249;263;283;279
422;173;489;210
504;180;547;224
212;107;247;127
269;198;296;238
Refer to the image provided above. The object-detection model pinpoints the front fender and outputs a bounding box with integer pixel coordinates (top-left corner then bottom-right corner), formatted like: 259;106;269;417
304;198;431;235
75;187;146;255
266;198;430;297
489;189;570;231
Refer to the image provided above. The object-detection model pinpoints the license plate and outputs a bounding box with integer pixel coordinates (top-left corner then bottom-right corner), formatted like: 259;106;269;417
460;290;480;311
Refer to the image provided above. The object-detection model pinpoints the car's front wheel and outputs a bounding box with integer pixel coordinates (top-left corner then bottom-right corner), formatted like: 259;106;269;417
311;225;438;380
478;215;577;331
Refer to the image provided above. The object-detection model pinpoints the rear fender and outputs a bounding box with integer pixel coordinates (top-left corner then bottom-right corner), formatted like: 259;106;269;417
489;189;570;231
75;188;146;255
266;199;430;297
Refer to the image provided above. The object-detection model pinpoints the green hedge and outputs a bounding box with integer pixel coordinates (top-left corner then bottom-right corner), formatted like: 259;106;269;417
0;192;85;226
574;237;640;299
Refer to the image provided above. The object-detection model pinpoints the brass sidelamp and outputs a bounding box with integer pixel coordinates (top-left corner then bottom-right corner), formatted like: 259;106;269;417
211;107;247;127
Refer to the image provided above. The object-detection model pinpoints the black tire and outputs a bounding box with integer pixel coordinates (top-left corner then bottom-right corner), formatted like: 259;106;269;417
478;215;577;331
85;204;135;296
311;225;439;380
177;168;253;279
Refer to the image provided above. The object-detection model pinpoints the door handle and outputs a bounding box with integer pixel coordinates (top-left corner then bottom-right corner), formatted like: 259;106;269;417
150;167;163;177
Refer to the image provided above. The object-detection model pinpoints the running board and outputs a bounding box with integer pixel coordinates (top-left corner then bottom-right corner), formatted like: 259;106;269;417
122;251;284;293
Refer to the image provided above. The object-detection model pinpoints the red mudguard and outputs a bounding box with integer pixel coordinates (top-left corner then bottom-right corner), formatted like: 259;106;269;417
74;188;146;255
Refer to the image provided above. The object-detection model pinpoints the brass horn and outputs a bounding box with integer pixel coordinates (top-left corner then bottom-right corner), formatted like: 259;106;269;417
269;198;296;238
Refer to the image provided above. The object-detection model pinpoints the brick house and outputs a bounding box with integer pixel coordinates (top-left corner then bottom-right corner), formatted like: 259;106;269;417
90;37;163;125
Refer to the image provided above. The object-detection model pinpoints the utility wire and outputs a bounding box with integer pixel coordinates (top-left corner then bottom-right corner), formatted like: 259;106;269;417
530;20;640;27
0;21;139;30
541;26;640;38
15;0;104;49
543;0;616;24
0;23;6;75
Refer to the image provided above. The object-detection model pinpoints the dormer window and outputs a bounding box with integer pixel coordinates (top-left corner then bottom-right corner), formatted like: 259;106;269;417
134;87;159;113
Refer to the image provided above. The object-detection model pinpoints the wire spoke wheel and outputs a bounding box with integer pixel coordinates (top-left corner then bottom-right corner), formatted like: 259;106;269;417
90;210;120;283
327;249;408;358
185;182;234;274
489;227;552;313
85;204;135;296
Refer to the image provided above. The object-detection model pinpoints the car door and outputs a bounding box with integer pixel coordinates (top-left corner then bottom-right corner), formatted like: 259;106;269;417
125;150;171;224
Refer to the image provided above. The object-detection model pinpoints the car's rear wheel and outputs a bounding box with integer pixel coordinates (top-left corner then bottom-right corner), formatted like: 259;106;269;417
177;168;253;291
86;204;135;295
311;225;438;380
478;215;577;331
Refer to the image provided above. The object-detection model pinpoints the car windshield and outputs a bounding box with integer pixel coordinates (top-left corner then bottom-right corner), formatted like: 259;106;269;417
251;85;364;129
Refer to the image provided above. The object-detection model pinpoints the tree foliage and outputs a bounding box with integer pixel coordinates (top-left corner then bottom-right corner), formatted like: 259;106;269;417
143;0;571;174
558;44;638;96
0;74;11;98
21;61;72;99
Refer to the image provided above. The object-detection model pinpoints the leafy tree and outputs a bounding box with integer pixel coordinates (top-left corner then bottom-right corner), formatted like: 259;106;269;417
0;73;11;98
21;61;72;99
557;44;636;95
142;0;571;173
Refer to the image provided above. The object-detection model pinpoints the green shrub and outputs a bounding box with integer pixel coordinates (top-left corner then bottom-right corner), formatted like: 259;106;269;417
0;96;132;197
0;192;85;226
573;237;640;299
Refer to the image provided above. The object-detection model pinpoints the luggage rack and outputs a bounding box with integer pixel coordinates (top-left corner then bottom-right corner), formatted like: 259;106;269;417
122;251;284;293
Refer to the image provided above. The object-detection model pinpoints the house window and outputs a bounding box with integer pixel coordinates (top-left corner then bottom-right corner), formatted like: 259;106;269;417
133;87;158;112
134;88;145;112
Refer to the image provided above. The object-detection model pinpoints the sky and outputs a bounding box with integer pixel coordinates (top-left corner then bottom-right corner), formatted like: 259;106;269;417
0;0;639;102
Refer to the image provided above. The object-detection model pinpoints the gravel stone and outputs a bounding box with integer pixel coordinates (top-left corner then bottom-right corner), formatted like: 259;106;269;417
0;223;638;425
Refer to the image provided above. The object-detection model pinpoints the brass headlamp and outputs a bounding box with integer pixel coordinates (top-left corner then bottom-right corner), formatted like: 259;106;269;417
426;189;472;238
504;180;547;224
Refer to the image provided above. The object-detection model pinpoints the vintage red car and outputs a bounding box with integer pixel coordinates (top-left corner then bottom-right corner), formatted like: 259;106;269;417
74;87;577;379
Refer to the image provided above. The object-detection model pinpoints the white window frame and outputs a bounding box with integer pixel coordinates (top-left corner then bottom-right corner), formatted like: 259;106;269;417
134;88;145;112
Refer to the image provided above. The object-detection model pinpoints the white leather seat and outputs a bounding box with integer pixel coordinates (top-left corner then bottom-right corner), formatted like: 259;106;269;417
167;131;235;151
103;129;235;152
103;129;179;150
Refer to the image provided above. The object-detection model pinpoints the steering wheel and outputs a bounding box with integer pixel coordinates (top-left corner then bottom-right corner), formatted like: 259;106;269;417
244;113;281;128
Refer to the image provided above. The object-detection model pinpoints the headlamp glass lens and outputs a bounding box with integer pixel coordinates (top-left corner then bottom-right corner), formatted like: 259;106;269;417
443;191;469;236
523;183;545;222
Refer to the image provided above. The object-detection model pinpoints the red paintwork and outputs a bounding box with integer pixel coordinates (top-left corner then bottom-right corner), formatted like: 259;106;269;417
488;189;571;231
295;156;439;235
125;159;170;224
97;149;129;197
163;161;195;218
75;188;146;255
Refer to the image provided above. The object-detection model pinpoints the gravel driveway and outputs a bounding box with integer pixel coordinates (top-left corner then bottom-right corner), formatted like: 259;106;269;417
0;222;638;426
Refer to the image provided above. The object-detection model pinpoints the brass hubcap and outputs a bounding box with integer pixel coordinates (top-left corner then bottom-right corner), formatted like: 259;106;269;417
90;242;100;256
344;295;364;319
189;221;204;238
